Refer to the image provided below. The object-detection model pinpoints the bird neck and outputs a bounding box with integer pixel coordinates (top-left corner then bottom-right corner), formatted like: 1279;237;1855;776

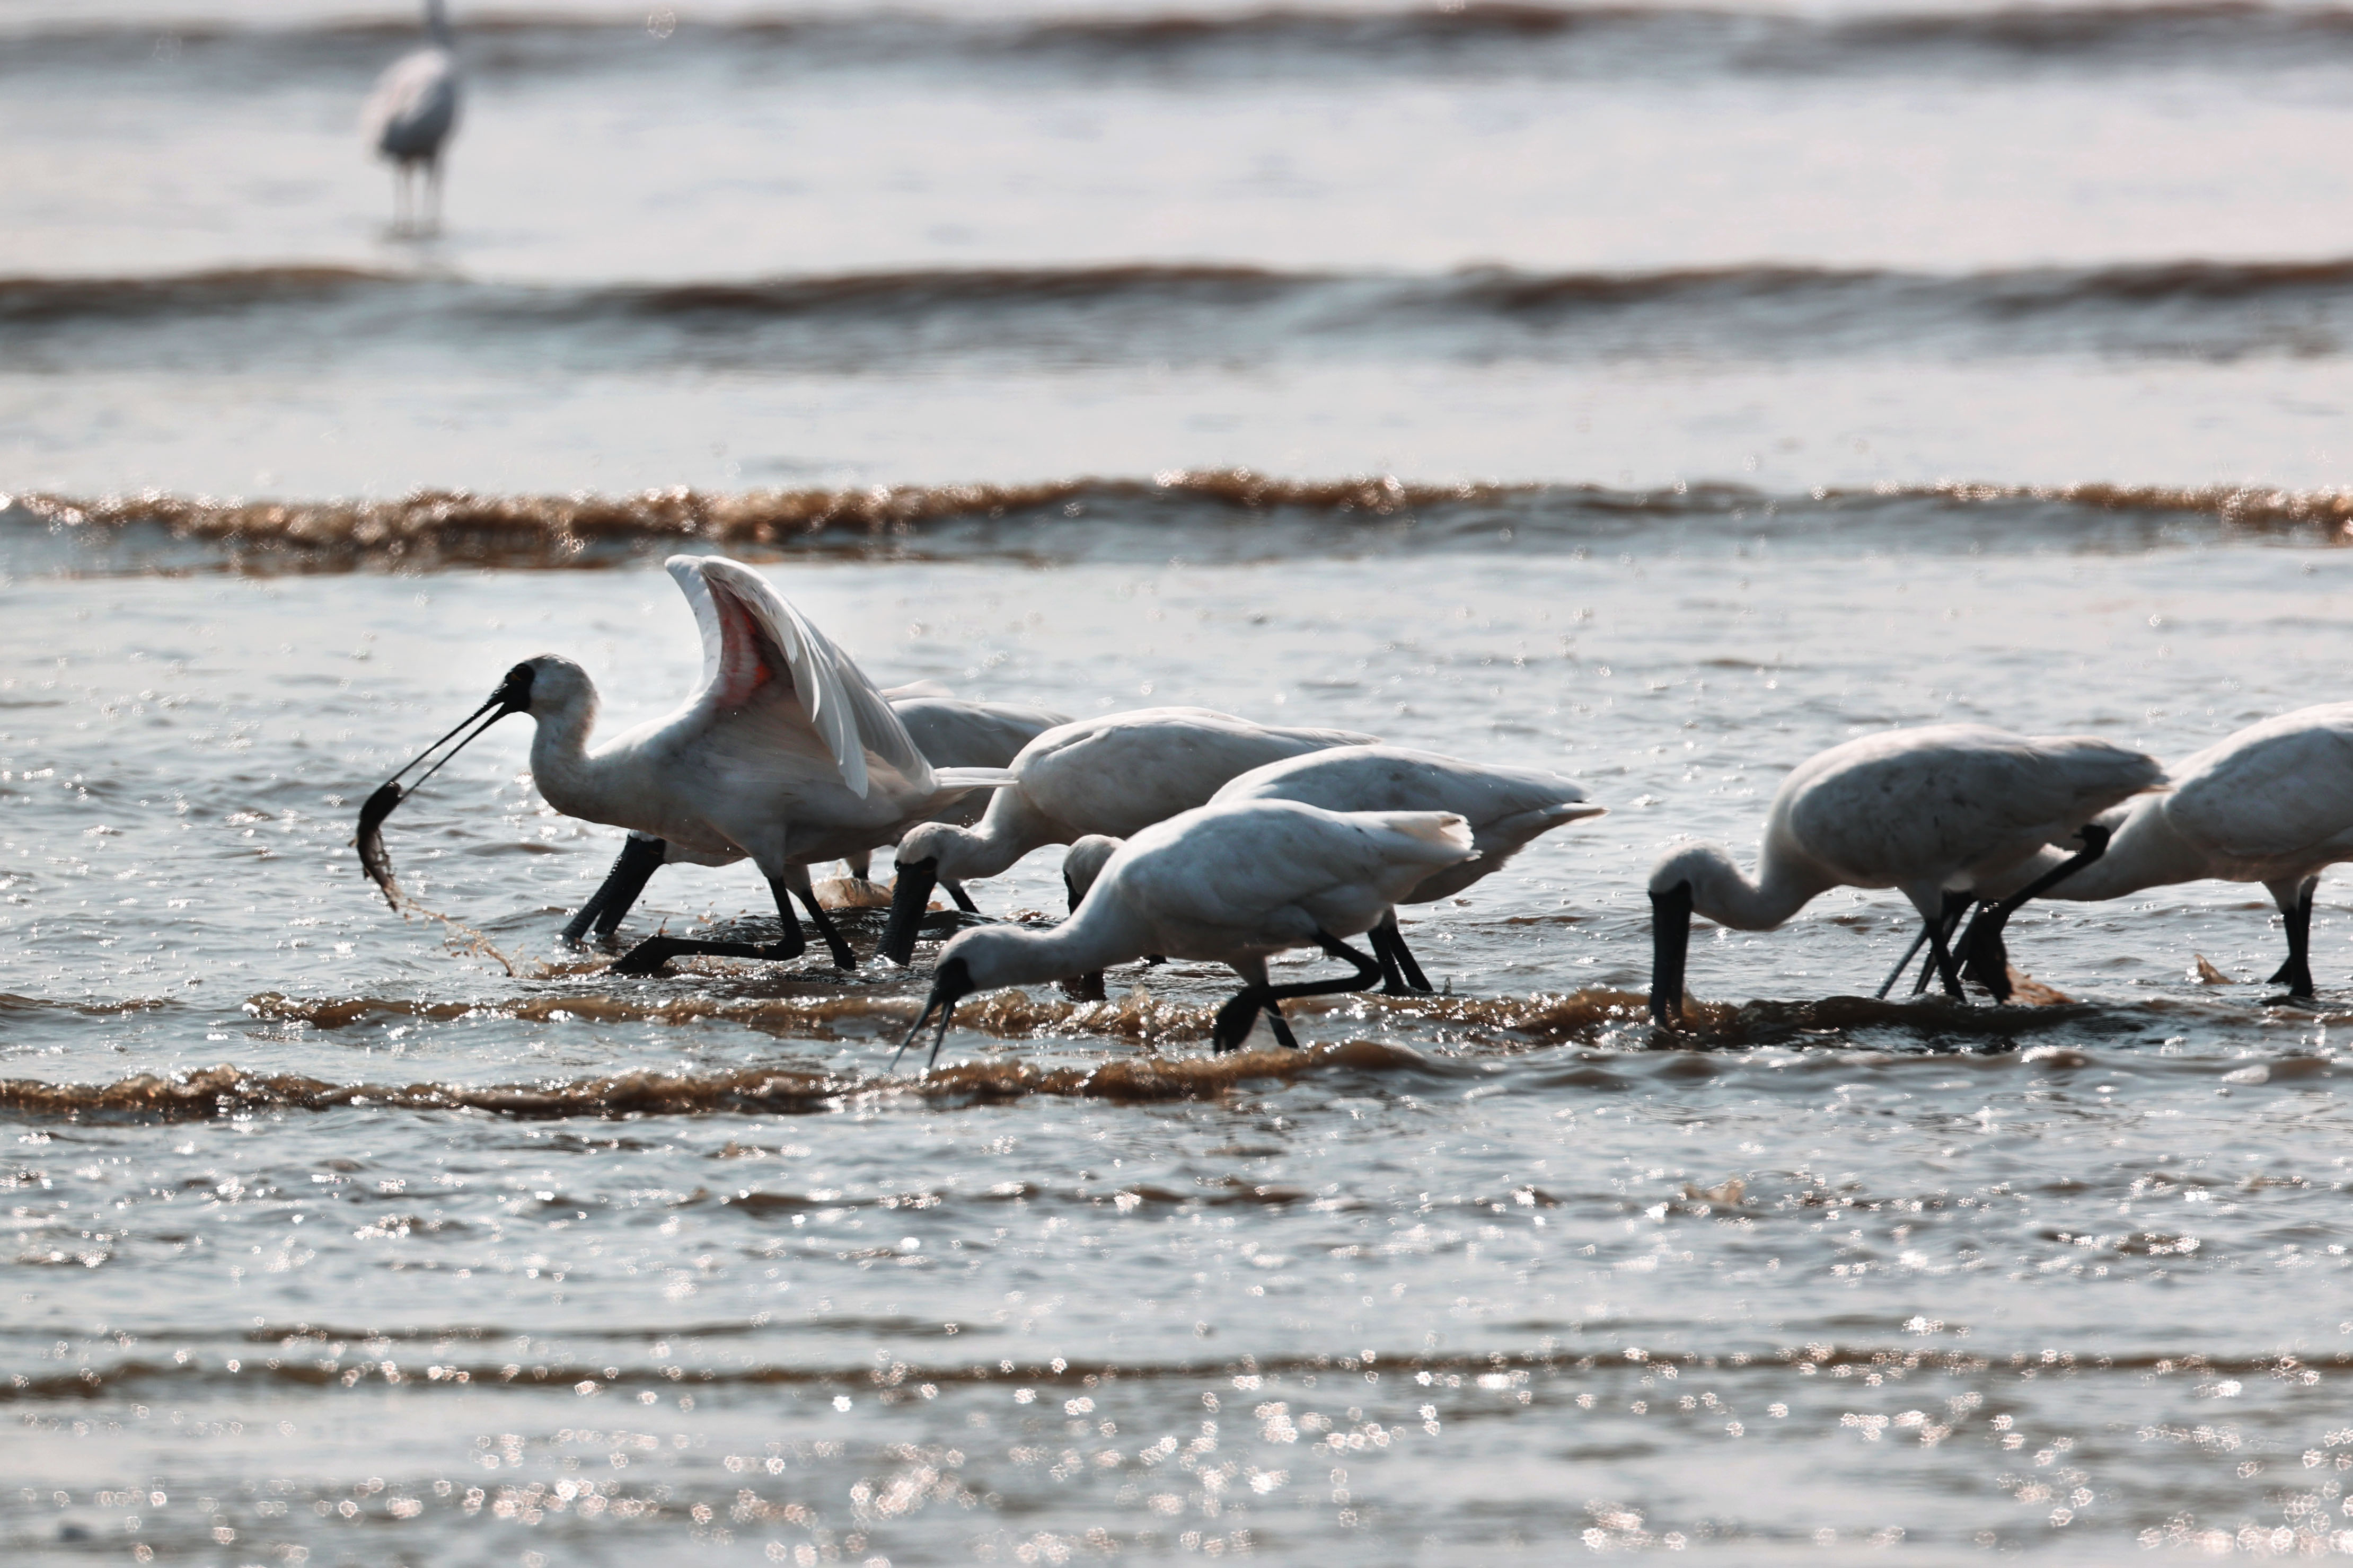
926;787;1055;882
1653;843;1824;931
425;0;453;45
961;898;1157;991
525;688;601;819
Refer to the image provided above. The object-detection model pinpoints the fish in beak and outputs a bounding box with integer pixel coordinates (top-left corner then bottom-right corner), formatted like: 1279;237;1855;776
356;661;535;909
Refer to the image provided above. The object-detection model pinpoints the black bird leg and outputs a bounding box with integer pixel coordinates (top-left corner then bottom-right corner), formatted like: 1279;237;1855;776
1211;932;1386;1053
1959;823;2114;1002
791;881;859;970
562;834;668;944
1876;891;1973;999
2265;877;2319;1002
944;879;980;914
1909;892;1976;997
1369;912;1434;995
1923;912;1968;1001
610;874;825;976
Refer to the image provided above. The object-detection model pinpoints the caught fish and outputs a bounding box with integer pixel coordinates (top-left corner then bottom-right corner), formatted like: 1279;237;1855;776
357;781;408;909
353;665;532;915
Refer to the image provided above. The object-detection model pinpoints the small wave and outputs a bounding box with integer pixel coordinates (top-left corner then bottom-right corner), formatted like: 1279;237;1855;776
5;1339;2326;1404
0;1037;1456;1120
13;4;2353;81
7;474;2352;574
12;257;2353;370
13;254;2353;323
0;992;181;1018
0;265;398;324
0;473;1518;570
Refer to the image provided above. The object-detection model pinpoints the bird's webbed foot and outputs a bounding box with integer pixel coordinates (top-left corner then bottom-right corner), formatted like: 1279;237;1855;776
1211;990;1270;1053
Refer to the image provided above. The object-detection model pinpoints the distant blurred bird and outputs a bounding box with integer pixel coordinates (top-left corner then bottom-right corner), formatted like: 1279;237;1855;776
362;0;462;234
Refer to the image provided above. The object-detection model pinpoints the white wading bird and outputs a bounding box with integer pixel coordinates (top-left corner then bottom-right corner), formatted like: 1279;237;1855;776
1959;702;2353;1000
1062;745;1605;994
898;800;1477;1067
877;707;1379;963
356;555;1012;973
560;690;1070;944
362;0;462;234
1646;724;2166;1027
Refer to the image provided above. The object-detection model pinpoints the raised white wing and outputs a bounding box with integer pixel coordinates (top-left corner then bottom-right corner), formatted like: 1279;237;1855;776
666;555;933;800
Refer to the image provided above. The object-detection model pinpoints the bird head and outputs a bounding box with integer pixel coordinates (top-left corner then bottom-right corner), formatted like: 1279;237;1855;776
894;950;978;1073
1060;835;1124;915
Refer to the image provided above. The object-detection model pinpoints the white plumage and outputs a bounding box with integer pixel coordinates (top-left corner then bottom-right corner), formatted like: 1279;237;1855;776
1062;743;1603;993
877;706;1378;962
360;555;1011;972
1646;723;2165;1025
563;688;1070;943
901;799;1477;1066
1972;702;2353;998
362;1;461;233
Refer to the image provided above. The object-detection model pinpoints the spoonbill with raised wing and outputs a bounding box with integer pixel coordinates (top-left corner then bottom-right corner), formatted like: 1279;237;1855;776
356;555;1011;974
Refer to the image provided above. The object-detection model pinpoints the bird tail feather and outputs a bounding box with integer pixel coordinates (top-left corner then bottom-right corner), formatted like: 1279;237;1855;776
932;767;1018;790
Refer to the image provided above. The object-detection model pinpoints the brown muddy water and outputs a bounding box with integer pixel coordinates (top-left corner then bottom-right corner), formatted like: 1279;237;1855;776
14;0;2353;1558
5;494;2353;1565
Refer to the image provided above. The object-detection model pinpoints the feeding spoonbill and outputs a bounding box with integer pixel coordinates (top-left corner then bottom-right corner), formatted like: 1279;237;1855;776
877;707;1379;964
362;0;462;234
1958;702;2353;999
1646;724;2165;1027
357;555;1011;973
898;799;1477;1067
559;692;1070;944
1060;745;1603;993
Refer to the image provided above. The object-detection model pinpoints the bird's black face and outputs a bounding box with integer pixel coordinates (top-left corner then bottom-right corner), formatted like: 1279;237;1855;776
1649;881;1695;1029
894;953;976;1072
492;661;536;717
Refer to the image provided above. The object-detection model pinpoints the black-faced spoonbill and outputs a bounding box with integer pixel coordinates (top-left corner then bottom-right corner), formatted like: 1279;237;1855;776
1061;745;1605;994
876;707;1378;964
897;799;1476;1068
1960;702;2353;1000
357;555;1011;973
559;690;1070;944
1646;724;2165;1027
362;0;462;234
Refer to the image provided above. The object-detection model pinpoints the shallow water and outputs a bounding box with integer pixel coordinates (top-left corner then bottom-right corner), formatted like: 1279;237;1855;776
15;0;2353;1559
6;504;2353;1563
